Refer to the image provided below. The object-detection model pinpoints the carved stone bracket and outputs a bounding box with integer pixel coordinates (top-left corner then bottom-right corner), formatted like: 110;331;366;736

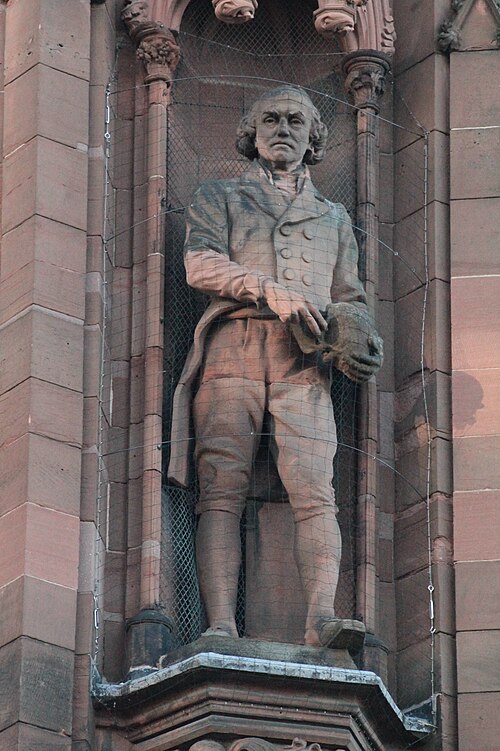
122;0;180;83
314;0;395;55
438;0;500;52
212;0;258;24
342;50;390;111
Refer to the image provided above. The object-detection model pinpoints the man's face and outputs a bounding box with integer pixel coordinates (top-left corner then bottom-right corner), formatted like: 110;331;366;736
253;93;314;171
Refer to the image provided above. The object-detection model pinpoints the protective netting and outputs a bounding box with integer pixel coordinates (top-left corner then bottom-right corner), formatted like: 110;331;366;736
162;0;359;645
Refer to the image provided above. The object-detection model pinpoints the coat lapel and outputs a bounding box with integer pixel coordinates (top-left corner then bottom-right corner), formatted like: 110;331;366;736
238;160;332;227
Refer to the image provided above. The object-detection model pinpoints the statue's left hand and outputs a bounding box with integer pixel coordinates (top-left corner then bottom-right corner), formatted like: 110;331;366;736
335;332;384;383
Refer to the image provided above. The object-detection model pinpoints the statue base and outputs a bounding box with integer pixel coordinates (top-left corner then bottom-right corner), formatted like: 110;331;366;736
94;636;431;750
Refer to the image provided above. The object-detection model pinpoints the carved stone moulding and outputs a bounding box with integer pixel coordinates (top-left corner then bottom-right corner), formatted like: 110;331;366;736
438;0;500;52
189;738;334;751
122;0;180;83
212;0;258;25
342;50;391;110
314;0;368;37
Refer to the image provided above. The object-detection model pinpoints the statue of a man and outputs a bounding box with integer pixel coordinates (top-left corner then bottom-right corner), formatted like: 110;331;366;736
168;86;382;650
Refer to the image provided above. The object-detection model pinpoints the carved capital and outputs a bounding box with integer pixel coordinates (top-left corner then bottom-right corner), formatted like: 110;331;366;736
212;0;258;24
314;1;368;38
122;1;180;83
342;51;390;110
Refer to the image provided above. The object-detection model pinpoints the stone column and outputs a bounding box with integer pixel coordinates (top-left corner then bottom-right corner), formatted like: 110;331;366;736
0;1;91;747
122;5;180;676
342;50;391;677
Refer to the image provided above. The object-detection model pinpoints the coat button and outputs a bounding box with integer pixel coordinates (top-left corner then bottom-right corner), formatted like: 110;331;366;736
303;227;314;240
280;223;292;236
280;247;292;259
283;268;296;280
301;250;313;263
302;273;313;286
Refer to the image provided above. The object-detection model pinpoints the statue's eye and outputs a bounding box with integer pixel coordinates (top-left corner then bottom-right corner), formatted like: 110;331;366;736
263;116;276;124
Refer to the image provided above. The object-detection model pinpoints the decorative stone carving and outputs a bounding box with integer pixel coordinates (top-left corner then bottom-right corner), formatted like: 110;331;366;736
212;0;258;24
122;0;180;83
342;51;390;111
314;0;396;56
314;0;368;37
187;738;341;751
438;0;500;52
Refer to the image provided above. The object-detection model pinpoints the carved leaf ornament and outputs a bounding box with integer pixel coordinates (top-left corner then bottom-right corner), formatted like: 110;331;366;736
438;0;500;51
187;738;347;751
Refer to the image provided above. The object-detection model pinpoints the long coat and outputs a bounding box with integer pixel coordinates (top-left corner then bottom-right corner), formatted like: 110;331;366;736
167;160;367;488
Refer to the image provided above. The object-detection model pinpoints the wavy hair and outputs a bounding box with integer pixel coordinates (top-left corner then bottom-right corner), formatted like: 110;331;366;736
235;86;328;165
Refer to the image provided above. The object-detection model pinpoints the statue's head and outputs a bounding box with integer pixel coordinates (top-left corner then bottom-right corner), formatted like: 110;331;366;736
236;85;328;166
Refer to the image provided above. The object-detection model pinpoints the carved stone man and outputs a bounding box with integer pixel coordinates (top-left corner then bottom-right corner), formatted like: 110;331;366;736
168;86;382;650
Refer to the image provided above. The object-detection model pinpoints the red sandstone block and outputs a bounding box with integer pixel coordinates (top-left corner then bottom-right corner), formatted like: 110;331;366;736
102;618;126;684
103;551;126;615
451;128;500;200
0;377;82;448
458;693;500;751
0;576;76;651
396;637;433;709
0;259;85;324
451;197;500;278
4;0;90;84
456;561;500;631
394;52;449;151
22;433;80;516
1;216;86;280
454;435;500;492
111;360;130;429
72;654;97;746
394;131;449;224
75;590;96;657
395;436;453;508
457;630;500;693
0;722;72;750
0;308;84;395
110;266;132;362
454;490;500;561
2;137;88;234
4;65;88;155
108;482;127;552
393;2;449;74
0;503;79;590
394;279;451;387
451;51;500;129
451;277;500;370
452;368;500;439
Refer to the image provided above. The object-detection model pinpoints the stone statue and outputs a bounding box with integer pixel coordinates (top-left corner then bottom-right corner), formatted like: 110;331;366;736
168;86;383;651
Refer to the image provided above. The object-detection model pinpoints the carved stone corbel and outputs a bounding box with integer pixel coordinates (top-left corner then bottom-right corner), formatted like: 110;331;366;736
188;738;333;751
122;0;180;84
314;0;396;56
212;0;258;24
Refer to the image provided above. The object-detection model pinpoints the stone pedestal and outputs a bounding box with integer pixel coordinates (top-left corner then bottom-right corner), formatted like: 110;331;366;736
94;638;430;750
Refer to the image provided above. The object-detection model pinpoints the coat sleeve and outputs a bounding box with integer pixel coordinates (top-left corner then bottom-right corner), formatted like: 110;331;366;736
330;205;367;308
184;181;273;305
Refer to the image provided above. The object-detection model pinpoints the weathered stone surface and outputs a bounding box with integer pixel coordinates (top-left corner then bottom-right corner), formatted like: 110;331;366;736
2;137;88;234
458;692;499;751
450;50;500;129
0;638;73;733
394;201;450;298
4;0;90;84
396;637;432;709
4;64;89;154
0;576;76;652
394;130;449;223
394;280;451;386
0;432;81;518
453;435;500;492
451;276;500;370
457;630;500;693
0;308;84;395
454;490;500;562
452;368;500;438
396;436;453;508
0;503;79;590
456;561;500;632
395;495;453;579
451;127;500;200
0;378;82;448
0;723;72;750
393;0;450;74
451;197;500;278
394;52;449;151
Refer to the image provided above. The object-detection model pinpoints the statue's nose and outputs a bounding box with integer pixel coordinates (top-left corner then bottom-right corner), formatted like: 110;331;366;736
277;117;290;136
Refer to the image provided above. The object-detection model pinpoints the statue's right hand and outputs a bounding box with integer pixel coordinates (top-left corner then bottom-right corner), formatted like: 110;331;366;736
263;281;327;338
